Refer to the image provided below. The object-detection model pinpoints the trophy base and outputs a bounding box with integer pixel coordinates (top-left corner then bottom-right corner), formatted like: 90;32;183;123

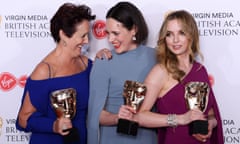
189;120;208;135
63;127;80;144
117;119;139;136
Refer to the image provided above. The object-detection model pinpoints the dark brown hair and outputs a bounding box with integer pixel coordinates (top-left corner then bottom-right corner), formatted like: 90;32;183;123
106;2;148;44
50;3;95;43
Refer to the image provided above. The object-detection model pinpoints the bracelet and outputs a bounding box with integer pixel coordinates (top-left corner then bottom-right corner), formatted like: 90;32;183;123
167;114;177;127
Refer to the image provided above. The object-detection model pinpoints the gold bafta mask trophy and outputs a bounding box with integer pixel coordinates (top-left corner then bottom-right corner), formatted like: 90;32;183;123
117;80;146;136
50;88;79;143
185;81;209;135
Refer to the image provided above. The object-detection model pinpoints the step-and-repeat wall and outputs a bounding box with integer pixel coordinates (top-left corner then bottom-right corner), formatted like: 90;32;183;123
0;0;239;143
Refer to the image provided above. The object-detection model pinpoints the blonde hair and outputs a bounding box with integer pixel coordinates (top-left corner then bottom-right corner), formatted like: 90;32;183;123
156;10;203;81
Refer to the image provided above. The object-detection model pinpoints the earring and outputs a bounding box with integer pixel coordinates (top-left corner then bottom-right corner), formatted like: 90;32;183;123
132;35;136;41
63;40;67;46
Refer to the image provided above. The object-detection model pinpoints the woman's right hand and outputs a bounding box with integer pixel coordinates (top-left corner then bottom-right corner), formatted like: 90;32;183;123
53;117;72;136
179;109;206;125
118;105;136;121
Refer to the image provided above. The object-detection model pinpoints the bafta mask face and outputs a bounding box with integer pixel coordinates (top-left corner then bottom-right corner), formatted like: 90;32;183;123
123;80;146;111
184;81;209;112
50;88;77;119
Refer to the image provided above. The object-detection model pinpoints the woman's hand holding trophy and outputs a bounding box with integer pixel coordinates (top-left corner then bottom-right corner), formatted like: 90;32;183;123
50;88;79;143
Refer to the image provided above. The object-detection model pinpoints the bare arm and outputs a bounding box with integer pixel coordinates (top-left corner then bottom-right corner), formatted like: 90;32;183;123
136;108;203;128
119;64;205;128
207;108;217;129
18;92;36;128
136;64;170;127
99;110;118;125
17;63;52;129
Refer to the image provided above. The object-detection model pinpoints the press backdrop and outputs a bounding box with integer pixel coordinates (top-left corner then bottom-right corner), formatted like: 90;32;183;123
0;0;239;143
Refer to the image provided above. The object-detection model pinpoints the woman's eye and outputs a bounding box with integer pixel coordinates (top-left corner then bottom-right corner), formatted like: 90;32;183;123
105;30;109;35
180;31;186;35
113;32;119;36
82;33;88;38
166;32;171;37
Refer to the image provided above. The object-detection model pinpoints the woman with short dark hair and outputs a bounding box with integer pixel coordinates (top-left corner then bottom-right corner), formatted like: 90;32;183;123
16;3;95;144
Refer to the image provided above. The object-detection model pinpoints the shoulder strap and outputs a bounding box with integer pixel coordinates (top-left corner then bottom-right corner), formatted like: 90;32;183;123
41;61;52;78
80;56;87;69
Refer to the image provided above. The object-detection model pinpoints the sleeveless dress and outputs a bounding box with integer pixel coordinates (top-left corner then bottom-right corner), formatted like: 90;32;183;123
156;62;224;144
16;59;92;144
87;45;157;144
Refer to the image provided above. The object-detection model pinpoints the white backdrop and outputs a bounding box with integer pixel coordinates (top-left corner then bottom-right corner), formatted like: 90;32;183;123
0;0;239;143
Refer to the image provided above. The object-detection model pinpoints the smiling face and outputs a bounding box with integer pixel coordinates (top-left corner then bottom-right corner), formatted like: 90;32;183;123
165;19;191;57
105;18;137;54
63;20;90;57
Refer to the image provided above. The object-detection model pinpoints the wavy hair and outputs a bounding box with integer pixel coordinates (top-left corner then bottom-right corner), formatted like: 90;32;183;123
156;10;203;81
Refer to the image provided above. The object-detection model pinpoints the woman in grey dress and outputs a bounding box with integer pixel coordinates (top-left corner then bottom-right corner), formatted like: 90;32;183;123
87;2;157;144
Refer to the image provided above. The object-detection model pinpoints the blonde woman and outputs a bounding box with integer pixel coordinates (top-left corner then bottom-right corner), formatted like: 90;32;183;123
119;10;224;144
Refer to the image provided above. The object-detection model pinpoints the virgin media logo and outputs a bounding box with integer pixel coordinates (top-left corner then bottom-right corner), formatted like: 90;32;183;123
208;74;215;86
92;20;106;39
0;72;27;92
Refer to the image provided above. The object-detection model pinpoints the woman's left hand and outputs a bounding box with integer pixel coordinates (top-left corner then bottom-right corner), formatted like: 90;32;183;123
192;133;210;143
192;117;217;143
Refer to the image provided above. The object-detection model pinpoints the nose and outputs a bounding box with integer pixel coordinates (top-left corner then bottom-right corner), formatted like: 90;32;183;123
173;35;179;43
83;35;89;44
108;33;114;43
